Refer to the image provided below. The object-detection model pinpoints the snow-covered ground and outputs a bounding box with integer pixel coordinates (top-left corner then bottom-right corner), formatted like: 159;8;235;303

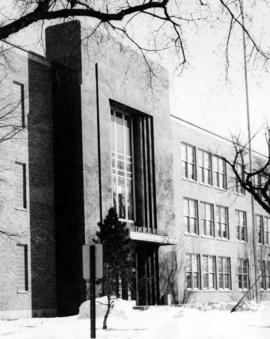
1;299;270;339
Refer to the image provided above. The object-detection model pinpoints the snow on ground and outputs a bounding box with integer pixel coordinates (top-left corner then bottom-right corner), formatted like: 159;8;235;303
1;299;270;339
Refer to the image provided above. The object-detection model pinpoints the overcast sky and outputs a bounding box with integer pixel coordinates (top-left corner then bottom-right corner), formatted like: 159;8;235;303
2;1;270;154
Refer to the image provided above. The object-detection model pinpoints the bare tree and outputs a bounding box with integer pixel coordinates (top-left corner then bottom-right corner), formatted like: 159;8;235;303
0;1;270;73
225;131;270;214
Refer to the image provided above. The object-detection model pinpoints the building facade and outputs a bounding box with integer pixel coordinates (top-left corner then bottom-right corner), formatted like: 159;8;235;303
0;20;269;319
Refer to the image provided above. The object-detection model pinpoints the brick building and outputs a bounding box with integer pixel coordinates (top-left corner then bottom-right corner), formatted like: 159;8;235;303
0;20;269;319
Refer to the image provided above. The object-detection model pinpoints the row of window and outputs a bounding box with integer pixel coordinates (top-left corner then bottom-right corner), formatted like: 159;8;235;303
181;143;245;194
184;198;270;244
186;254;232;290
184;198;244;240
186;254;270;291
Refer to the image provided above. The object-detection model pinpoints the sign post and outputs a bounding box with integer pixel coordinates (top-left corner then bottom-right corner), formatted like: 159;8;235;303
82;244;103;339
90;245;96;338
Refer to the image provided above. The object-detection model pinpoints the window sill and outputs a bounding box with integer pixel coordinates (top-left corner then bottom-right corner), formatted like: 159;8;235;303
234;192;246;197
236;240;248;244
218;289;232;292
198;182;213;188
201;235;215;240
182;177;197;184
17;290;29;294
15;207;27;212
216;237;230;242
214;186;227;192
184;232;199;238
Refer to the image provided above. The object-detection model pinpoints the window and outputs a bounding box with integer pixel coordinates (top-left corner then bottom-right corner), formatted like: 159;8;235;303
267;261;270;290
201;202;214;237
254;173;269;201
259;260;266;290
184;198;199;235
13;81;25;128
264;217;270;246
237;259;249;289
16;244;28;292
198;150;212;185
216;205;229;239
202;255;216;289
181;143;196;180
15;162;27;209
236;210;247;242
213;155;226;189
235;163;245;195
256;215;264;244
186;254;200;289
218;257;231;289
111;110;134;221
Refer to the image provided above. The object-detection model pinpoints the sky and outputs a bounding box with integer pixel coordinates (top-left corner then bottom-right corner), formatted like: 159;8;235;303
1;1;270;154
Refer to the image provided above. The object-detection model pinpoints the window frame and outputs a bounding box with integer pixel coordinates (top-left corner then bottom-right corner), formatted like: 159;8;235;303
264;216;270;246
237;258;249;290
235;163;245;195
256;214;264;244
218;256;231;290
186;253;201;290
213;155;227;189
198;149;212;185
111;109;135;223
216;205;229;240
259;260;267;290
15;161;27;210
236;210;247;242
200;201;215;237
181;142;197;181
184;197;199;235
13;81;25;128
16;244;28;293
202;255;217;290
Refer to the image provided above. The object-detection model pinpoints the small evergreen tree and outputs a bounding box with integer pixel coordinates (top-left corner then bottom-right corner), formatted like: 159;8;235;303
96;207;135;329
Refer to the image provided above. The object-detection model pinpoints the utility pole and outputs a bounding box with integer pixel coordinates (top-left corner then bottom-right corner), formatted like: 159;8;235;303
239;0;258;302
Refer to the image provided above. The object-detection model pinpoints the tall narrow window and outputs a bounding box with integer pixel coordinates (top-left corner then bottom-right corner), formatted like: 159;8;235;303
202;255;216;289
238;259;249;289
267;261;270;290
15;162;27;209
259;260;266;290
216;205;229;239
218;257;231;289
13;81;25;128
186;254;200;289
111;110;134;221
256;215;264;244
235;163;245;195
264;217;270;246
181;143;196;180
213;155;227;189
236;210;247;242
198;150;212;185
16;244;28;292
201;202;214;237
184;198;199;235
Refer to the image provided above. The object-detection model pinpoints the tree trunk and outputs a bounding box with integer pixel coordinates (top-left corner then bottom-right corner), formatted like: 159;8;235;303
102;295;111;330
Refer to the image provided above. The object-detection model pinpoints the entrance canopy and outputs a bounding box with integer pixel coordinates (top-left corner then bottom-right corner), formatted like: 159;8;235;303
128;225;176;245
